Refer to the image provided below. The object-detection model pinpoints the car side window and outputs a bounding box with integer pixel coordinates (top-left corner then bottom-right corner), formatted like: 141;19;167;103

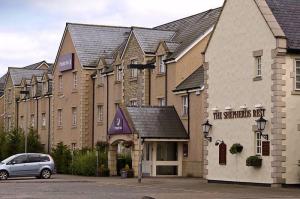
40;156;50;162
28;155;42;163
12;155;28;164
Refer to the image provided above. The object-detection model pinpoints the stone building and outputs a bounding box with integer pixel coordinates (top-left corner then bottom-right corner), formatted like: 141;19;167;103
204;0;300;186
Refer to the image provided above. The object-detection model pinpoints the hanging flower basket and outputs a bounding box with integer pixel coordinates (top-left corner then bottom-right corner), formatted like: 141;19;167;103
229;143;243;154
246;156;262;167
123;140;134;148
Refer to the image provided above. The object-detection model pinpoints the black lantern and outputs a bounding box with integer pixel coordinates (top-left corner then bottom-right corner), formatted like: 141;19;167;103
202;120;212;142
256;116;268;140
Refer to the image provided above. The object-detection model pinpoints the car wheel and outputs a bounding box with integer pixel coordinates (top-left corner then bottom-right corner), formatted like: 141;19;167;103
0;170;8;180
40;169;51;179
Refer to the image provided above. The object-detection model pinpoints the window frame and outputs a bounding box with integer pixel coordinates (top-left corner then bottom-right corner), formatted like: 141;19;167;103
158;55;166;74
255;56;262;77
158;98;165;106
116;65;122;81
97;105;103;122
31;114;35;128
182;95;188;116
58;109;63;127
130;60;138;78
73;72;78;89
255;131;262;155
72;107;77;127
42;113;46;127
295;59;300;91
58;75;63;93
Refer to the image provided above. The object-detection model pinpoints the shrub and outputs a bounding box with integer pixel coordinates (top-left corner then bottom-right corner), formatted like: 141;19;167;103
246;156;262;167
96;141;108;152
98;164;110;177
51;142;72;174
0;129;6;160
71;151;97;176
4;128;25;158
229;143;243;154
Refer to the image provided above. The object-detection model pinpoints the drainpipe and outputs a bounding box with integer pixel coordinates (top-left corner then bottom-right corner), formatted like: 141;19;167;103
187;92;190;136
36;97;39;131
92;77;95;149
165;64;168;106
16;99;19;128
47;94;51;153
148;69;151;106
106;74;109;134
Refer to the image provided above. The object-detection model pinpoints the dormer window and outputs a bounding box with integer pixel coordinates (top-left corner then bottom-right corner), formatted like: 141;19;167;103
98;69;104;85
116;65;122;81
31;84;37;97
130;60;138;78
158;55;166;74
43;81;48;94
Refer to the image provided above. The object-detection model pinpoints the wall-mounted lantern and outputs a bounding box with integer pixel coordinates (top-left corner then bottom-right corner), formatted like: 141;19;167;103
202;120;212;142
256;116;268;140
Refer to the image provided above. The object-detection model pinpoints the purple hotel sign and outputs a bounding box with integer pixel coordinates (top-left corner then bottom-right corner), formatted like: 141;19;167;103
59;53;74;72
108;108;131;135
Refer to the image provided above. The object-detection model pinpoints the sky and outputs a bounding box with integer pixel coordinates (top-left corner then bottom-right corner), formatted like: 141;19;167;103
0;0;224;76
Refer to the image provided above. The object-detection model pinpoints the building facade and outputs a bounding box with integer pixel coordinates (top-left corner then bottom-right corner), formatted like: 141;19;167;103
205;0;300;186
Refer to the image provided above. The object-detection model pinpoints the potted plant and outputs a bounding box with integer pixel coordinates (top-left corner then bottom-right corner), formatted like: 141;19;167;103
229;143;243;154
246;155;262;167
121;164;134;178
98;164;110;177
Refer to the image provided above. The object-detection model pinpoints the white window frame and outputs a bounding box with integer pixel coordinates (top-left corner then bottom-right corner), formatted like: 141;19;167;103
97;105;103;122
295;59;300;90
131;60;138;78
58;109;62;127
31;114;35;128
73;72;78;89
158;55;166;74
59;75;63;93
158;98;165;106
43;81;48;94
72;107;77;126
255;132;262;155
130;100;138;107
255;56;262;77
116;65;122;81
42;113;46;127
182;95;188;116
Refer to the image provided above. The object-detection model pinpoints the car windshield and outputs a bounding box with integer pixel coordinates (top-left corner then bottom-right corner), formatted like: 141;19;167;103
1;155;16;164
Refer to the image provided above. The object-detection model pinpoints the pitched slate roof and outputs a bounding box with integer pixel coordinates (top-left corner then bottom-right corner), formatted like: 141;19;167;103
154;8;222;59
24;60;50;70
132;28;175;53
8;68;47;86
125;106;188;139
266;0;300;51
174;66;204;92
67;23;131;67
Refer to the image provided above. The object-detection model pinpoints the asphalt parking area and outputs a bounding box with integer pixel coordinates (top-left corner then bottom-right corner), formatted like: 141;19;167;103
0;175;300;199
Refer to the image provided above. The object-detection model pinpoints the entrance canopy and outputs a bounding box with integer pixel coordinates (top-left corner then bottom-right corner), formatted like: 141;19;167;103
108;106;189;140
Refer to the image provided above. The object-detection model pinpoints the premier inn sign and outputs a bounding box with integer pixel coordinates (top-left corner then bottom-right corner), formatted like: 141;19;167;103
59;53;74;72
108;108;132;135
213;109;265;120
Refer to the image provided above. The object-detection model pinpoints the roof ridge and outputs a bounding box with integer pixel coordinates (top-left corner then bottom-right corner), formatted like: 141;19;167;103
154;7;221;29
131;26;175;33
67;22;131;29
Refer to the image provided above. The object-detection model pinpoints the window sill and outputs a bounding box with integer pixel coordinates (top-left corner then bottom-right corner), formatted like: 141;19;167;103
129;77;138;82
57;126;63;130
156;73;166;77
97;83;104;87
97;121;103;126
41;126;46;130
71;125;77;129
72;89;78;94
253;76;262;81
114;81;121;85
181;115;188;120
291;91;300;95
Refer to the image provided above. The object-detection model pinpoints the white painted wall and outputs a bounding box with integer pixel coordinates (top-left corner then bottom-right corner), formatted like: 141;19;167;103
205;0;276;183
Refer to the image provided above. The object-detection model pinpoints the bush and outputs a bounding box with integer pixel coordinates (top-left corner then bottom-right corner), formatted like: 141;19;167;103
71;151;97;176
51;142;72;174
98;164;110;177
4;128;25;157
246;156;262;167
229;143;243;154
0;130;6;160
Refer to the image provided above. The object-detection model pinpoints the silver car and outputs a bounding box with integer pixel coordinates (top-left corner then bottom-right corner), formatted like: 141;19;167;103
0;153;55;180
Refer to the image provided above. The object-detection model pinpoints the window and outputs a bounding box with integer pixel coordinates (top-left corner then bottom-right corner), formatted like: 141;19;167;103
11;155;27;164
42;113;46;127
58;75;63;93
182;95;188;116
255;56;262;77
58;109;62;127
158;55;166;74
28;154;41;163
158;98;165;106
115;103;120;110
295;60;300;90
73;72;78;89
183;143;188;158
72;107;77;126
31;114;35;128
7;89;12;103
71;143;76;151
255;132;262;155
7;117;11;131
130;100;137;107
98;69;104;85
43;81;48;94
116;65;122;81
157;142;177;161
20;116;24;129
31;84;36;97
97;105;103;122
130;60;138;78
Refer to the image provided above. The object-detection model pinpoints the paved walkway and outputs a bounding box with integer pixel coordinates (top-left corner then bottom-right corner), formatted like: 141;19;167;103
1;175;300;199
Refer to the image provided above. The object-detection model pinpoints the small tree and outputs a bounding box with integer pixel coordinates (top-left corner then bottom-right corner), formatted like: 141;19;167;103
0;129;6;160
51;142;72;174
27;128;44;153
4;128;25;158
